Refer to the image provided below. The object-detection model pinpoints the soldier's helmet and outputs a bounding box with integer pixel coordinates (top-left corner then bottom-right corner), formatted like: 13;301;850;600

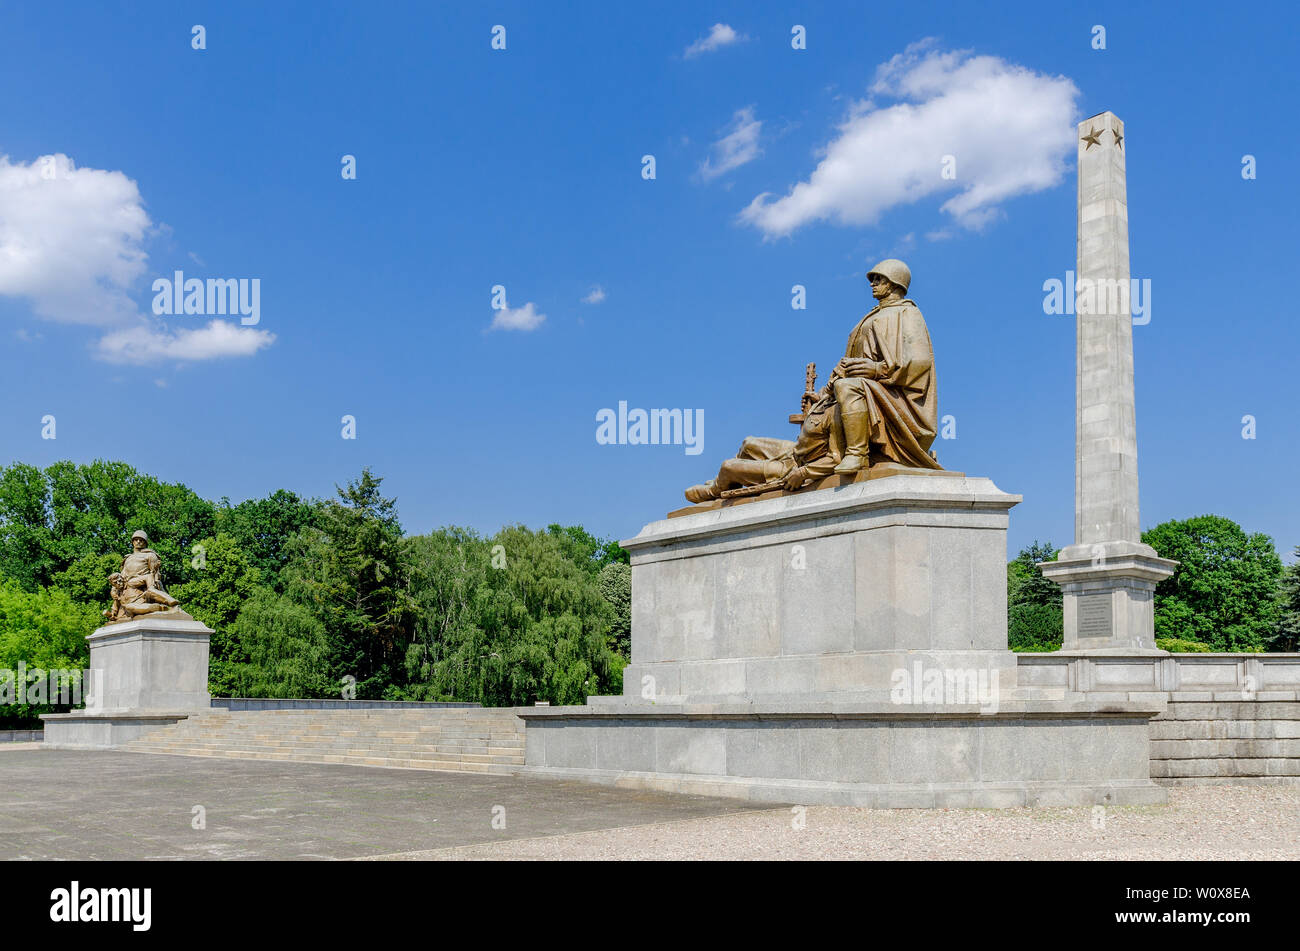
131;530;150;545
867;259;911;294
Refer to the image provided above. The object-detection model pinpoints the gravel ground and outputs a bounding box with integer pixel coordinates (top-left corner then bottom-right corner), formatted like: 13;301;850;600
361;785;1300;861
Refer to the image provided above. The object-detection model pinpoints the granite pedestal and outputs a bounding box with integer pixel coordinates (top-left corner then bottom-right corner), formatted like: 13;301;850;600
523;473;1168;806
43;615;213;750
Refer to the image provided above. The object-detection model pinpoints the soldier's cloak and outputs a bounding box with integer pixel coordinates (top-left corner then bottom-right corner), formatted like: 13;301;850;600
842;299;942;469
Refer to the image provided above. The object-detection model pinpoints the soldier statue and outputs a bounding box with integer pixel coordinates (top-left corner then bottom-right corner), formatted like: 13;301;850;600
685;258;941;503
103;530;183;623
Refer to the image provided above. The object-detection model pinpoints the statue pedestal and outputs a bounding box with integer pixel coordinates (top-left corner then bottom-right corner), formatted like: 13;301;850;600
623;471;1022;703
43;616;213;749
517;473;1168;807
1040;542;1177;654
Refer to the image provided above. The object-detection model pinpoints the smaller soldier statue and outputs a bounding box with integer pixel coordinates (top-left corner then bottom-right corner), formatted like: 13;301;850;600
103;530;184;624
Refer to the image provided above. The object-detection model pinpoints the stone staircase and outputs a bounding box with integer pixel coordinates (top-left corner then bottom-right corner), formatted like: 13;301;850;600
1150;698;1300;783
119;708;526;773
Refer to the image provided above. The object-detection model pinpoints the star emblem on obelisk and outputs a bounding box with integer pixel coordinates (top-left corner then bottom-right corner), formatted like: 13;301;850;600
1112;126;1123;149
1080;127;1103;149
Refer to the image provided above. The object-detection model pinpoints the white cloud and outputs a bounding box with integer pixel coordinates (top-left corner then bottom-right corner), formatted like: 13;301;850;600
0;152;274;363
0;153;148;326
96;320;276;364
684;23;746;58
739;42;1079;238
489;301;546;332
582;285;606;304
698;107;763;182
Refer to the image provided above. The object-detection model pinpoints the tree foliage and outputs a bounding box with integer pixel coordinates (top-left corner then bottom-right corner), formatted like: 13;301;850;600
0;581;100;726
1007;541;1063;651
402;525;624;706
1274;549;1300;653
281;469;411;698
598;561;632;658
0;460;215;596
221;588;335;699
0;460;634;722
214;489;319;592
1143;515;1282;651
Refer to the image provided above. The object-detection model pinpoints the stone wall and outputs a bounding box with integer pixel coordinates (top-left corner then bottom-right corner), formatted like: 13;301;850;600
1017;653;1300;783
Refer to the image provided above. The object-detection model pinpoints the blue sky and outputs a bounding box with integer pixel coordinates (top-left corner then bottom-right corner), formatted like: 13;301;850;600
1;0;1297;560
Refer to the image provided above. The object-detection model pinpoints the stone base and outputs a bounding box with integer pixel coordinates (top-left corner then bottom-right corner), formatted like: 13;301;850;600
84;616;213;714
622;472;1022;704
667;463;965;519
624;650;1020;705
520;700;1167;808
40;616;215;749
1040;543;1177;653
41;712;199;750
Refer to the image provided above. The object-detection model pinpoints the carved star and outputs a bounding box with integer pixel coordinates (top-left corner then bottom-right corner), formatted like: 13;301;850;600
1080;127;1103;149
1112;126;1123;149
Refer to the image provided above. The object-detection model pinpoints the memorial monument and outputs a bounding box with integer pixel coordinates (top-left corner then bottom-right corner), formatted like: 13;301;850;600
519;242;1167;807
1038;111;1177;652
43;530;213;749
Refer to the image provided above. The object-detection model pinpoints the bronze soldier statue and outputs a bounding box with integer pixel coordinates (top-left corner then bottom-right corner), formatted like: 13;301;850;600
103;530;183;623
684;258;941;504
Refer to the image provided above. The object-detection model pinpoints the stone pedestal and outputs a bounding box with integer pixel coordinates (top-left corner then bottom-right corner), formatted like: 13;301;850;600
519;699;1167;808
621;471;1020;703
1041;542;1175;654
43;616;213;749
519;472;1168;807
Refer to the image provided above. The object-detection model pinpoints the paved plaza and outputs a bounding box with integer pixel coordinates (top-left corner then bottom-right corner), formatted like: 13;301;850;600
0;748;769;860
3;747;1298;860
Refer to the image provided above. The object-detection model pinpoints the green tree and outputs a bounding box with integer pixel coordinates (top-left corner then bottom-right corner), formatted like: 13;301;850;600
281;469;411;697
1007;541;1063;651
214;489;319;592
172;533;263;631
545;524;630;574
1271;547;1300;653
0;460;216;596
1143;515;1283;651
171;533;265;695
598;561;632;657
223;588;335;698
0;581;101;727
404;525;624;705
0;463;55;590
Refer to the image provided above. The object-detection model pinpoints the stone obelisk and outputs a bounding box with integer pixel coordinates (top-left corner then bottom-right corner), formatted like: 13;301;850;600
1040;111;1176;653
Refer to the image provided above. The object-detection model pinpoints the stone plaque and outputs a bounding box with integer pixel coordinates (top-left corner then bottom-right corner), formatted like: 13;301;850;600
1077;593;1113;639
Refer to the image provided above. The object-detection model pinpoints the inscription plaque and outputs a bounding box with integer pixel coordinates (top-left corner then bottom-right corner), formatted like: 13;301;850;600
1077;593;1113;639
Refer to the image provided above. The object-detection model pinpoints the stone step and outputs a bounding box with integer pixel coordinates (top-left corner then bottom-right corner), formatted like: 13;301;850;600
1151;738;1300;759
140;729;524;743
161;715;521;728
119;708;527;773
1151;720;1300;741
130;739;525;759
133;744;525;763
158;733;523;745
125;747;522;772
1162;701;1300;720
1151;757;1300;779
